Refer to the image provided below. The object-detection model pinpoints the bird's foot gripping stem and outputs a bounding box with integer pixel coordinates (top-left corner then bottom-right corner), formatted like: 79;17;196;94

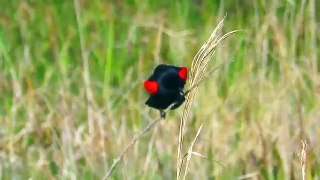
160;110;166;119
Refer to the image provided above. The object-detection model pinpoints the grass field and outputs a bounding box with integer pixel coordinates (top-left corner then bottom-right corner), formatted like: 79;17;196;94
1;0;319;179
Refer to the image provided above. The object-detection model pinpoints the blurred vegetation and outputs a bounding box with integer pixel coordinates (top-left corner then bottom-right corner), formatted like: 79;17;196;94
0;0;319;179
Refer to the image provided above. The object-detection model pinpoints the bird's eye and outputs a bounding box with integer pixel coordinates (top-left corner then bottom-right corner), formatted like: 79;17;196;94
178;67;188;80
144;80;158;94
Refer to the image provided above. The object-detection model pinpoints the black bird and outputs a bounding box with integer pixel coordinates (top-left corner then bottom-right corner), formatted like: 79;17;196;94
144;64;188;118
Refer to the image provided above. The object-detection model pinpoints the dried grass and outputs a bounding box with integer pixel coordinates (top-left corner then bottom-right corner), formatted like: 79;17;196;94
299;140;307;180
176;16;239;179
103;16;238;179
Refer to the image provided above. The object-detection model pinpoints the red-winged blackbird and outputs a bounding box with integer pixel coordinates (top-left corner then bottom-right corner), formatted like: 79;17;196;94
144;64;188;118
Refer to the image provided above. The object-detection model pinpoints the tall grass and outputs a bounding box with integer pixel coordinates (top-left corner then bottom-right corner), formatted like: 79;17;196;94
0;0;319;179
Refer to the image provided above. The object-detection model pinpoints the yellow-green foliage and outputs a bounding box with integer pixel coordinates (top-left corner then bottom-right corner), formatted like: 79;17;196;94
0;0;319;179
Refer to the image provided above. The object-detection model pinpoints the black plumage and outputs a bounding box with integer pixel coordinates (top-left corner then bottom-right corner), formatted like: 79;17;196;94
144;64;187;118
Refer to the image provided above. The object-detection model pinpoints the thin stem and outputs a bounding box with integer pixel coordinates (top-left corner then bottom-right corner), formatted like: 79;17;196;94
184;60;231;96
103;117;162;179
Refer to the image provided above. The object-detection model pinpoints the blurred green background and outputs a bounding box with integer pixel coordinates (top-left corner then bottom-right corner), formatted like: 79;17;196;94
1;0;319;179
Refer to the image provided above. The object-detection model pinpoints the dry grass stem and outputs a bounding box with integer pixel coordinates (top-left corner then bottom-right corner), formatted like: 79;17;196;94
103;117;162;179
103;101;179;179
177;16;238;178
74;0;95;135
182;123;203;180
299;139;307;180
237;172;259;180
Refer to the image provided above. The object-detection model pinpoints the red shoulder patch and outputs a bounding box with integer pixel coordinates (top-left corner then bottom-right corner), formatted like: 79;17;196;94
144;80;158;94
178;67;188;80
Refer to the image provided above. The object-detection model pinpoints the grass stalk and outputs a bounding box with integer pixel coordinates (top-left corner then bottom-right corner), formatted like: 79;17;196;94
102;117;162;179
176;16;238;179
74;0;95;134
